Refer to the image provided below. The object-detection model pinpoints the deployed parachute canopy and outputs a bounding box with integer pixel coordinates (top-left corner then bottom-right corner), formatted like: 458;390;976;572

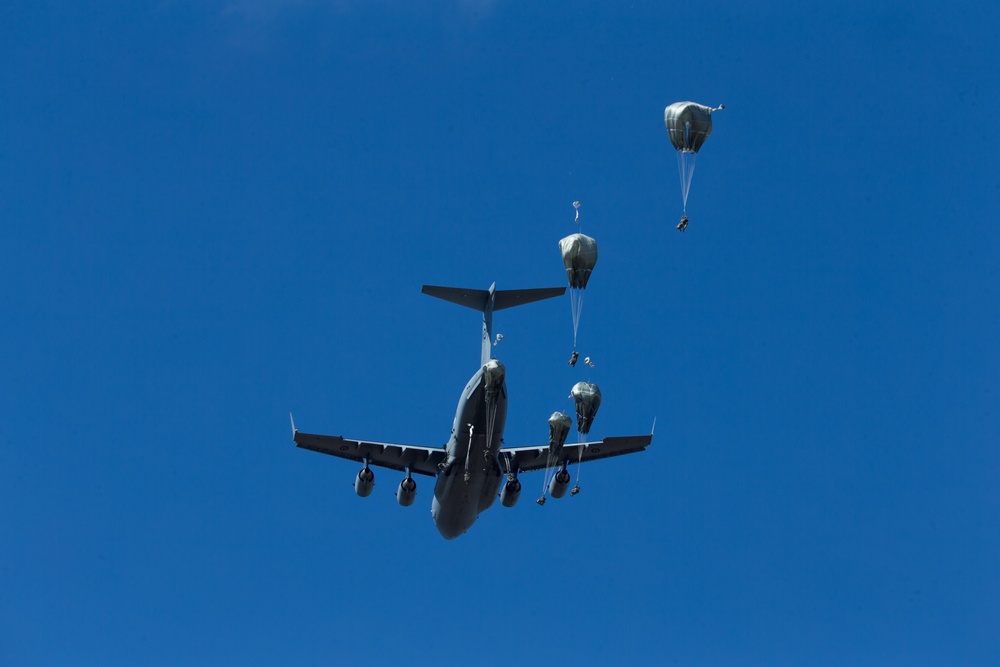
664;101;717;153
539;411;574;505
559;233;598;348
559;233;598;289
664;101;724;219
570;381;602;435
548;411;572;457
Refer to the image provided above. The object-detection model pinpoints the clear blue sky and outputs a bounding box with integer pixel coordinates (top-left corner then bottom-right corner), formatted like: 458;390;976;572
2;1;998;665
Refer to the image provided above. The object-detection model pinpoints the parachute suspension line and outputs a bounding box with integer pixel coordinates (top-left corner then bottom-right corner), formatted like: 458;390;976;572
484;401;494;461
572;438;585;495
487;398;500;461
676;150;698;213
464;422;474;481
483;381;500;479
539;447;561;506
541;452;554;499
569;289;577;348
569;288;586;348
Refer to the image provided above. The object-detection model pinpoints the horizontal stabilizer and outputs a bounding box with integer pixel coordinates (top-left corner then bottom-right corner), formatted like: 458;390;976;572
422;282;566;366
493;287;566;311
421;285;489;311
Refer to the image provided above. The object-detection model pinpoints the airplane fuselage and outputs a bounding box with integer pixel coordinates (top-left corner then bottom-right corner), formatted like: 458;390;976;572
431;359;508;539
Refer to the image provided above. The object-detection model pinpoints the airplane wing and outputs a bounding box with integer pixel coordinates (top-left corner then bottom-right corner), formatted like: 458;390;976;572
498;434;652;473
294;428;447;477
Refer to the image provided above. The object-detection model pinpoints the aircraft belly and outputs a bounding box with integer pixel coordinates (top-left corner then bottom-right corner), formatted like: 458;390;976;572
432;474;480;539
431;463;503;539
478;464;501;512
432;366;507;539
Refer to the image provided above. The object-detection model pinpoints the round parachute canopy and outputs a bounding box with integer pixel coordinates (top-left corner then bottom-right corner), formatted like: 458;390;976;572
559;233;598;290
548;412;572;450
484;359;505;389
664;102;715;153
570;382;602;435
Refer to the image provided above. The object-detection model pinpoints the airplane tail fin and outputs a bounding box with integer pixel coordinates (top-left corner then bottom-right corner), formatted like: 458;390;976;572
422;283;566;366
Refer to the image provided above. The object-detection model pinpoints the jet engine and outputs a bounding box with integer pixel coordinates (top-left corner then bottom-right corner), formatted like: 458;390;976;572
500;476;521;507
549;468;571;499
354;466;374;497
396;476;417;507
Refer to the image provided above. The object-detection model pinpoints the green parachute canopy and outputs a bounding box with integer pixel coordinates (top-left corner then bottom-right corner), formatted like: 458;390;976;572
664;101;718;153
559;233;598;290
664;101;723;215
571;382;602;435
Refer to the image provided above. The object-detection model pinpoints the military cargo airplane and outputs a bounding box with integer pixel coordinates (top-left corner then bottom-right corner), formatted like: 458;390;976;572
292;282;652;539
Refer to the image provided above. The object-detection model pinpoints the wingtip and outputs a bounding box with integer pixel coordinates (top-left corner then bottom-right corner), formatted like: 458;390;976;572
651;417;656;437
289;412;297;436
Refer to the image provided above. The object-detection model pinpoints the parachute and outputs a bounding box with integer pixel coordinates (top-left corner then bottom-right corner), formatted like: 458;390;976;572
548;411;572;457
559;233;598;348
570;381;602;435
559;233;597;289
538;411;574;506
664;101;723;220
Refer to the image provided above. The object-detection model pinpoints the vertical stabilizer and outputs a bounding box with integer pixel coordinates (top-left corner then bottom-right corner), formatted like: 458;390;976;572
421;283;566;367
482;283;496;367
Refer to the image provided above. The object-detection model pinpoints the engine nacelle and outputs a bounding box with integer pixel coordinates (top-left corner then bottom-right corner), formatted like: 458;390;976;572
500;476;521;507
549;468;571;499
396;476;417;506
354;467;374;497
